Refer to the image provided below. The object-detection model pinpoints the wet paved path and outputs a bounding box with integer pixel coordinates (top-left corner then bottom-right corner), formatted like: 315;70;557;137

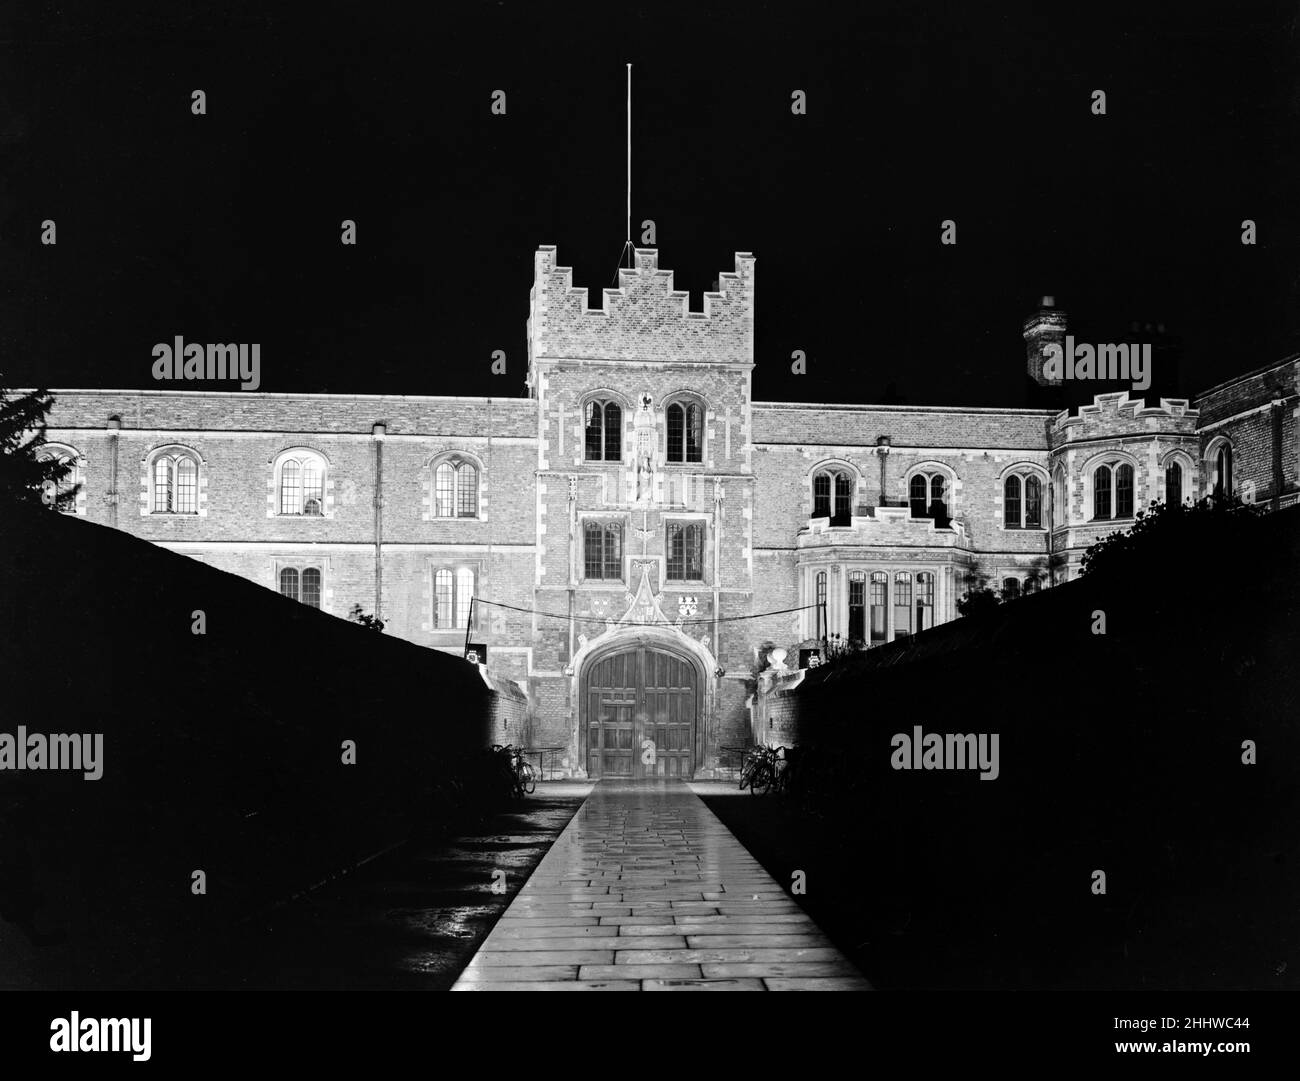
452;780;871;990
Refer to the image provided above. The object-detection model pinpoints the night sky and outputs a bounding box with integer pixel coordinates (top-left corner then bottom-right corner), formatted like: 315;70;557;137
2;2;1298;408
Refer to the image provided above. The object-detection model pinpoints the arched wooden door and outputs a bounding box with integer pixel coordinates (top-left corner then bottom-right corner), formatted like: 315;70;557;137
583;645;698;779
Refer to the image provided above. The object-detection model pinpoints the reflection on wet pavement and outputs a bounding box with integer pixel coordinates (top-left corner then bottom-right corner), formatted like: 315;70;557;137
452;780;872;990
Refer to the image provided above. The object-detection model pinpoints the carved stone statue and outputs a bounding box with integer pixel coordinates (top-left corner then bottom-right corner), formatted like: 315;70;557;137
636;450;653;501
633;392;657;505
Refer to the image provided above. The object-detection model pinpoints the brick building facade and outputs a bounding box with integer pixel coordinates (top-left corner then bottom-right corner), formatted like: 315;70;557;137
36;247;1300;778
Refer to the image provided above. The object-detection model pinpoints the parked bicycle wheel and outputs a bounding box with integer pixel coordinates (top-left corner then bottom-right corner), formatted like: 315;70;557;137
742;755;773;795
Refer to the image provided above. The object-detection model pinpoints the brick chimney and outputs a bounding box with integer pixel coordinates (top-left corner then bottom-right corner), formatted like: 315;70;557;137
1023;296;1067;386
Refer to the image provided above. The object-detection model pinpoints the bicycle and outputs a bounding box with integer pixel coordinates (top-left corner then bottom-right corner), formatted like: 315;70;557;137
739;744;789;796
489;744;536;799
511;746;537;796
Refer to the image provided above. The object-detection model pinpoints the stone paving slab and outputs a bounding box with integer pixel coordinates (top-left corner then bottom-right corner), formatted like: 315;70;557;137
467;949;615;965
493;924;619;938
764;977;874;990
459;980;643;991
701;960;863;979
496;917;603;928
643;978;766;991
614;946;845;965
454;965;581;982
451;780;871;991
577;963;704;980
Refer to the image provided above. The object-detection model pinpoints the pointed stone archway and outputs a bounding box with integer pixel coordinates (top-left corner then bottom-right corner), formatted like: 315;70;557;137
570;561;718;780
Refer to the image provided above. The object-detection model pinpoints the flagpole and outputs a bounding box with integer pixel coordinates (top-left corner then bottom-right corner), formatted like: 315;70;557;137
612;64;635;284
626;62;632;258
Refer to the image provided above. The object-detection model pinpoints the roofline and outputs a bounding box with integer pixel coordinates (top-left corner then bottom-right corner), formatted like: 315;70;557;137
753;400;1056;416
39;388;1057;415
40;388;535;406
1193;352;1300;401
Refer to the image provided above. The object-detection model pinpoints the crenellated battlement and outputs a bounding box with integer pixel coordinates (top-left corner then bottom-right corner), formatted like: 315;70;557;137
1051;391;1200;446
528;246;755;368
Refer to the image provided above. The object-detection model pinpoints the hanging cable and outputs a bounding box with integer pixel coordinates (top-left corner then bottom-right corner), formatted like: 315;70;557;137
472;596;818;629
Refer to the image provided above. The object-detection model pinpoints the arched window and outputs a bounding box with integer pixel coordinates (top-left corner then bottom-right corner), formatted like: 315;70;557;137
278;453;326;516
666;521;704;580
1004;475;1021;527
279;566;322;609
909;474;928;517
1002;577;1021;601
815;571;827;638
585;399;623;461
1024;475;1042;529
1024;577;1040;595
813;471;831;517
813;469;853;526
915;572;934;632
1093;465;1112;520
434;458;480;518
281;460;300;514
666;401;704;463
1003;470;1045;529
302;459;323;516
301;568;322;609
835;474;852;524
894;572;913;638
1165;461;1183;506
868;572;888;644
908;472;950;521
1091;460;1135;521
38;448;80;513
154;457;172;511
435;463;454;513
152;452;199;513
177;456;198;512
1114;463;1134;518
1213;444;1233;499
930;475;947;520
1053;468;1066;525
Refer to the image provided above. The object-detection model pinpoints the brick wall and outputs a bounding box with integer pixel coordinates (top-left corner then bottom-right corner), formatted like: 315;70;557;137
753;403;1052;450
43;390;540;670
1194;358;1300;506
484;670;530;746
